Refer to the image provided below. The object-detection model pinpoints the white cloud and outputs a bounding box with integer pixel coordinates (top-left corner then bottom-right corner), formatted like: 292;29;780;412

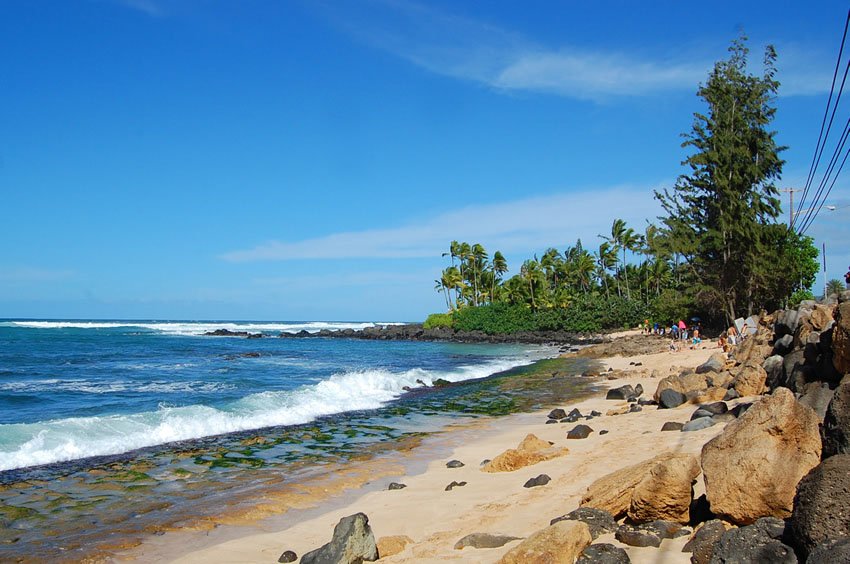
220;185;665;262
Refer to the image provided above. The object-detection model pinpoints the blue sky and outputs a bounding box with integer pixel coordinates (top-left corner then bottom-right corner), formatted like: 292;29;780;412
1;0;849;321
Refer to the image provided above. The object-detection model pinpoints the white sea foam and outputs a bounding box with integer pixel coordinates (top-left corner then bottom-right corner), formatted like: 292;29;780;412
0;357;531;471
2;320;405;336
0;379;234;394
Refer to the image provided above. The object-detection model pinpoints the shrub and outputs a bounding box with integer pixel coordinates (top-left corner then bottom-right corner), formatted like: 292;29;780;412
423;312;454;329
452;303;536;334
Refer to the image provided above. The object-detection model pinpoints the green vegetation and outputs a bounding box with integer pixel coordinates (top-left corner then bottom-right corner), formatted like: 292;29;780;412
827;278;845;297
423;312;454;329
429;36;820;330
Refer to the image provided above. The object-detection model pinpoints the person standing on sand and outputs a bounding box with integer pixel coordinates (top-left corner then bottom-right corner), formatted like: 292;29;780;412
678;319;688;341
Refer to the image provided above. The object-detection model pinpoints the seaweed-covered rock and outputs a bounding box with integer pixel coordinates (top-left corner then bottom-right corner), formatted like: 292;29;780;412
788;454;850;557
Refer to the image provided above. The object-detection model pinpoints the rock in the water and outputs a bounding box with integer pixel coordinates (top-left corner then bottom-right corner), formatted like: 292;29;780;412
701;388;822;524
524;474;551;488
300;512;378;564
497;520;592;564
446;459;465;468
445;480;467;491
376;536;413;558
387;482;407;490
822;377;850;458
550;507;618;539
733;361;768;397
697;353;726;374
661;421;684;431
548;408;567;420
482;434;569;473
567;425;594;439
834;303;850;374
278;550;297;563
660;389;687;409
614;525;661;548
788;454;850;557
682;418;716;432
454;532;521;550
806;538;850;564
607;385;636;400
708;517;796;564
576;543;630;563
628;453;700;524
683;520;728;564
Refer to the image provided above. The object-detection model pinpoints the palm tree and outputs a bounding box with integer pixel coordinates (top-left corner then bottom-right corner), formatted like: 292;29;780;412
434;278;451;311
827;278;845;298
470;243;488;306
491;251;508;303
574;251;596;294
520;259;541;310
441;266;463;310
595;242;617;298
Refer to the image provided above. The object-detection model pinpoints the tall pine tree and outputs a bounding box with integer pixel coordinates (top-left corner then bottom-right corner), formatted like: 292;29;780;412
656;35;785;323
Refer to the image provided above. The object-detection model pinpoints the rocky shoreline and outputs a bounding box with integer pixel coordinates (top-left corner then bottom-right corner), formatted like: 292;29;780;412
204;323;604;347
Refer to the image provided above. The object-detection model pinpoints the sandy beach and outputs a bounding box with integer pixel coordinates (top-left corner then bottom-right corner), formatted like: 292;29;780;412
120;334;733;563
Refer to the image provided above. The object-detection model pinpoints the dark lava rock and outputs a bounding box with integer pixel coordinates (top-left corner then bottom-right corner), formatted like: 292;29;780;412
763;355;786;391
545;419;558;424
699;402;728;415
550;507;618;539
697;355;725;374
432;378;451;387
567;424;594;439
453;532;522;550
606;385;636;400
577;543;631;563
682;418;716;432
446;460;465;468
523;474;551;488
629;404;642;413
599;430;609;435
661;421;684;432
788;454;850;557
638;398;657;406
799;382;834;422
568;408;583;419
564;412;583;423
709;517;796;564
615;525;661;548
711;412;736;423
773;334;795;356
445;481;467;491
642;520;688;539
591;410;602;417
659;389;687;409
278;550;298;563
548;408;567;420
723;388;740;401
205;328;250;337
300;512;378;564
730;402;753;418
634;383;644;396
822;379;850;458
807;538;850;563
775;309;800;337
691;409;714;420
387;482;407;490
683;520;727;564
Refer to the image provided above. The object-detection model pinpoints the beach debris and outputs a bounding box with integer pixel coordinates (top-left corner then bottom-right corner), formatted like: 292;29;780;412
788;454;850;558
702;388;821;525
550;507;617;539
277;550;297;563
709;517;795;563
523;474;551;488
446;460;465;468
614;525;661;548
682;520;729;564
387;482;406;490
453;532;522;550
548;408;567;420
567;425;594;439
576;543;630;563
481;434;568;473
732;361;768;397
822;378;850;458
660;421;683;431
445;480;467;491
299;512;378;564
496;520;591;564
628;454;700;524
376;535;413;558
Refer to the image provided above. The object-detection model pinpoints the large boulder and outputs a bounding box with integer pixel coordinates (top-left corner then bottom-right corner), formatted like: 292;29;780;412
782;349;811;392
701;388;822;524
810;304;836;332
550;507;617;539
822;377;850;458
775;309;800;337
732;361;767;397
684;520;730;564
482;434;569;473
576;543;630;563
708;517;796;564
659;389;687;409
496;520;592;564
773;334;795;356
799;382;835;422
833;303;850;375
697;353;726;374
300;513;378;564
654;373;710;402
788;454;850;557
763;355;785;391
628;453;700;524
807;538;850;564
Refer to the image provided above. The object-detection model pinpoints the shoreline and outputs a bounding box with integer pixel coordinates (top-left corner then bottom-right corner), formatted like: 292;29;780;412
119;332;722;563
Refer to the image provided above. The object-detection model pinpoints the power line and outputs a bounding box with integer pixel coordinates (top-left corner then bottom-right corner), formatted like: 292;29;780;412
799;113;850;234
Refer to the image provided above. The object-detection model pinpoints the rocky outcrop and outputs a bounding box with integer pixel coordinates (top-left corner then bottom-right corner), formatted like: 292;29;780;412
822;377;850;458
834;303;850;374
482;434;568;473
701;388;821;525
300;513;378;564
788;454;850;558
497;520;592;564
732;361;767;397
628;453;700;524
708;517;796;564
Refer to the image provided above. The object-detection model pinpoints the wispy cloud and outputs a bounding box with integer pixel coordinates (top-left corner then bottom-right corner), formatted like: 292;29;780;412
321;0;828;100
221;185;664;262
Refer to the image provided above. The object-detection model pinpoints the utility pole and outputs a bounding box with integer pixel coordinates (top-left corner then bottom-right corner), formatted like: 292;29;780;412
781;187;802;228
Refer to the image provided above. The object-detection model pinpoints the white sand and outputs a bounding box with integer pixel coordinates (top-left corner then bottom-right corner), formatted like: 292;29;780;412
124;340;729;563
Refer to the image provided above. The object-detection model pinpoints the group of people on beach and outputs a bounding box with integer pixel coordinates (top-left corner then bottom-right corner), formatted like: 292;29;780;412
644;318;703;351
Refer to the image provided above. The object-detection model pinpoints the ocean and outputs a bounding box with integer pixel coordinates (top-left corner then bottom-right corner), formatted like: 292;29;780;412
0;319;594;561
